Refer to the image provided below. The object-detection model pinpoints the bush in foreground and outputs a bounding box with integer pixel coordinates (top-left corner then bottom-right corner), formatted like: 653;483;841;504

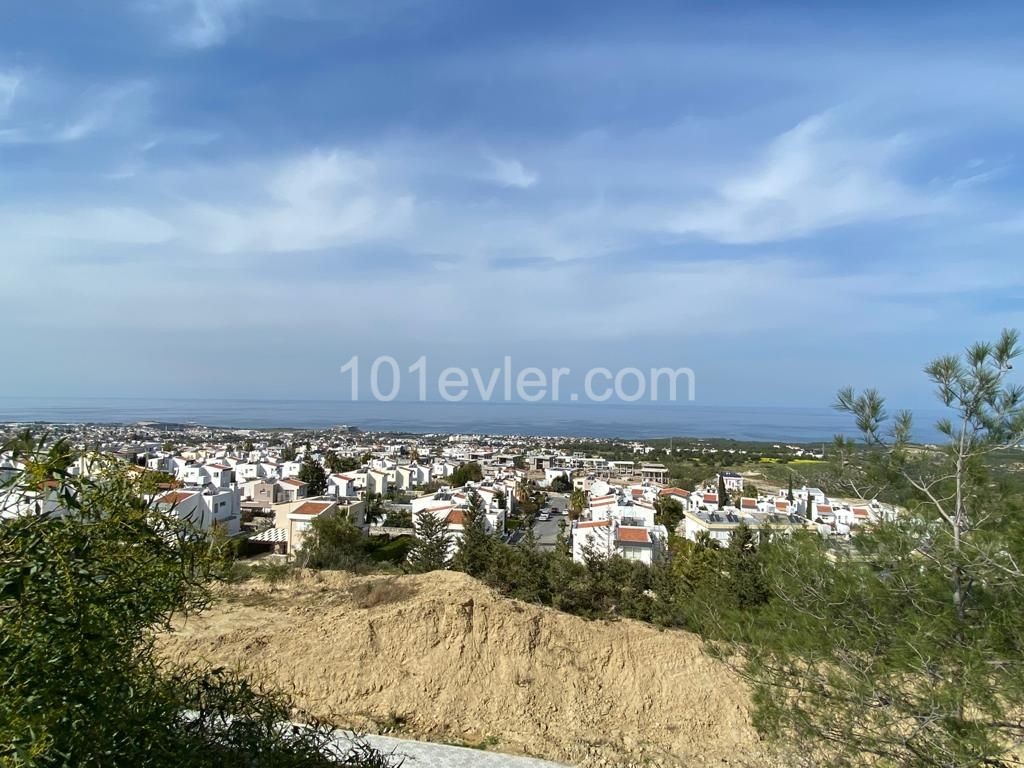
0;434;400;767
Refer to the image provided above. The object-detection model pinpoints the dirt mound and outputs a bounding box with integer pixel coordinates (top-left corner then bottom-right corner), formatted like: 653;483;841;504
158;570;776;768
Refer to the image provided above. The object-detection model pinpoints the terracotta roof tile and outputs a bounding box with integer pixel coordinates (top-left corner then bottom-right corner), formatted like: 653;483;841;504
292;501;333;517
616;526;651;544
157;490;197;505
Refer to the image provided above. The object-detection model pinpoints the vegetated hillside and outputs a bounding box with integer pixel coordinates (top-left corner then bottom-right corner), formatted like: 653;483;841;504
158;570;776;768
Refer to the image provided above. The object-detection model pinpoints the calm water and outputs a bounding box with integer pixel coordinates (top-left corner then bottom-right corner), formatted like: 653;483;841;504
0;397;947;443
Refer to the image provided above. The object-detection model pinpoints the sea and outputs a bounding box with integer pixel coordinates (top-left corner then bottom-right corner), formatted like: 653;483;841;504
0;397;948;444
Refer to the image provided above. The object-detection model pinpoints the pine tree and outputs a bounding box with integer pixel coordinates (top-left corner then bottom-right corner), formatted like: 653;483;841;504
407;511;451;573
726;523;767;609
298;455;327;496
717;330;1024;768
786;473;795;503
452;490;492;578
717;473;730;507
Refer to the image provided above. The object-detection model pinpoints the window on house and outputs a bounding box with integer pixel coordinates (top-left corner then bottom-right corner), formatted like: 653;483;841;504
620;545;645;560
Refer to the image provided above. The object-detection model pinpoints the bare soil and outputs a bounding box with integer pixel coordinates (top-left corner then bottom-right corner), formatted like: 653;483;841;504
158;570;778;768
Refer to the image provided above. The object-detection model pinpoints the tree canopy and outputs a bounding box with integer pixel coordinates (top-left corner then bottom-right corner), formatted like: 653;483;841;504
712;329;1024;767
0;434;397;767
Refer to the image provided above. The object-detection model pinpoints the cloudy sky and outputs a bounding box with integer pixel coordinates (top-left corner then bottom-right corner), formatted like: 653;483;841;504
2;1;1022;407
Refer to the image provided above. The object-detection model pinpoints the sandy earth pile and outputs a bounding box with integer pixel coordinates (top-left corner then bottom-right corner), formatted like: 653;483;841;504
158;570;777;768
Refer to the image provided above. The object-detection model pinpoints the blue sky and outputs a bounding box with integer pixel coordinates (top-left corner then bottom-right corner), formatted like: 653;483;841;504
2;1;1023;408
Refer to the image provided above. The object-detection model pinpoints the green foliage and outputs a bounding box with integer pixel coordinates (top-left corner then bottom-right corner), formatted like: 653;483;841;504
568;489;587;520
449;461;483;487
0;434;398;767
382;508;413;528
450;491;492;578
715;329;1024;767
549;474;573;493
717;473;730;507
324;450;360;474
298;455;328;496
653;495;685;532
299;512;371;572
280;443;298;462
363;492;386;526
406;511;451;573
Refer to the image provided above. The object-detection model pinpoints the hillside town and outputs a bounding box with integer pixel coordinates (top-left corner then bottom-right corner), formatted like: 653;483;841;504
0;421;898;566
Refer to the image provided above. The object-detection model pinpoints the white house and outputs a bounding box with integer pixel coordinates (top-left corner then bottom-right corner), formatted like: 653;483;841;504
719;471;744;492
154;487;241;537
327;473;358;499
572;518;667;565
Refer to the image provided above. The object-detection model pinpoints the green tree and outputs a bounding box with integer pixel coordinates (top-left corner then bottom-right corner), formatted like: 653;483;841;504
298;455;327;496
323;448;342;473
720;330;1024;768
406;511;451;573
362;492;386;526
451;490;492;578
450;461;483;487
299;512;368;571
786;473;795;503
725;522;767;610
654;495;685;532
568;488;587;521
549;474;573;493
280;443;297;462
0;435;396;767
717;473;730;507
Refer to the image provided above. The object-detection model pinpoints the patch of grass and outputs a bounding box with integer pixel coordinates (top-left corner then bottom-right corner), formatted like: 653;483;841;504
364;536;415;565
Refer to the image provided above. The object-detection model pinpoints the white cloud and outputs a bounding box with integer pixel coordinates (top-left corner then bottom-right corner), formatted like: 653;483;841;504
0;71;21;115
0;80;149;145
484;152;538;189
0;207;176;255
144;0;253;49
669;114;944;244
174;149;414;253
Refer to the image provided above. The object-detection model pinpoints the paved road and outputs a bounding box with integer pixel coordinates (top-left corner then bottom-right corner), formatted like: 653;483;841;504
336;732;570;767
532;493;569;549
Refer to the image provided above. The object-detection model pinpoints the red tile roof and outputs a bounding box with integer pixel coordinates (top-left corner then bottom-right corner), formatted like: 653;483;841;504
577;520;611;529
853;507;870;518
446;509;465;526
703;493;718;503
616;526;651;544
292;501;333;517
741;497;758;509
157;490;197;505
280;477;307;486
660;487;690;497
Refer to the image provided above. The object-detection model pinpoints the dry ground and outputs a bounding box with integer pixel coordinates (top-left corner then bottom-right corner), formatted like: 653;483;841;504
158;570;778;768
